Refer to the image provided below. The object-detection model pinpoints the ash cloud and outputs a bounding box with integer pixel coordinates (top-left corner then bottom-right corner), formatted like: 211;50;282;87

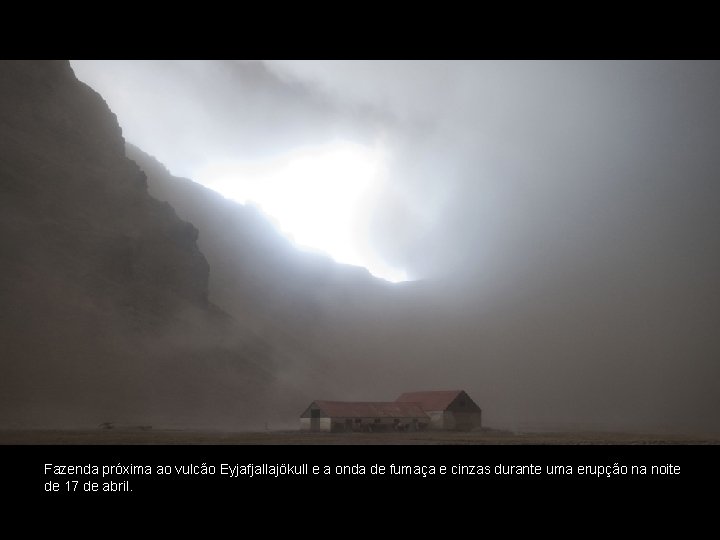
70;61;720;433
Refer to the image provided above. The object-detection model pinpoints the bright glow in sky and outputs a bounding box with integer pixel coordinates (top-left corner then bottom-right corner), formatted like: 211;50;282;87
195;140;409;283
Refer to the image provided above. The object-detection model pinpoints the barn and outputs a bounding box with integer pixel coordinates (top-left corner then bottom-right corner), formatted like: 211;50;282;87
395;390;482;431
300;401;429;432
300;390;482;432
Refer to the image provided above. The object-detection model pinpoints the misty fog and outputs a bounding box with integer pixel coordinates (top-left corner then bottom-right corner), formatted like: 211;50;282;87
2;60;719;434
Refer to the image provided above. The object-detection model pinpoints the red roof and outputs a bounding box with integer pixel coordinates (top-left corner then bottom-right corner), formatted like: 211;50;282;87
311;401;428;419
395;390;466;411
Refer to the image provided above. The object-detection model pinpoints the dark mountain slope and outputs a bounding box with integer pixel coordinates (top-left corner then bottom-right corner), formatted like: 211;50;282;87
125;143;403;404
0;61;275;428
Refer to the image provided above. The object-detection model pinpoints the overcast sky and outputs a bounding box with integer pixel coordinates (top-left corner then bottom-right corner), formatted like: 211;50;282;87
70;60;720;286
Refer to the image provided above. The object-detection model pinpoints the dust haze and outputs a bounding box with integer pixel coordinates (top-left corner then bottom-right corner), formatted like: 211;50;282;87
2;60;719;435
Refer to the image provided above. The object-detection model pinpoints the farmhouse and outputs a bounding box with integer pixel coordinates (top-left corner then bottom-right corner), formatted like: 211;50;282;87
300;401;429;432
396;390;482;431
300;390;482;432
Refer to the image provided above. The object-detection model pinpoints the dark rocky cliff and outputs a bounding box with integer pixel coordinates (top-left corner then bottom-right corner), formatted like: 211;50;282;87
0;61;274;428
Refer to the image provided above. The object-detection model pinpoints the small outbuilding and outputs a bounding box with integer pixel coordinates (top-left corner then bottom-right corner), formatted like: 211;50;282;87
300;401;429;432
395;390;482;431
